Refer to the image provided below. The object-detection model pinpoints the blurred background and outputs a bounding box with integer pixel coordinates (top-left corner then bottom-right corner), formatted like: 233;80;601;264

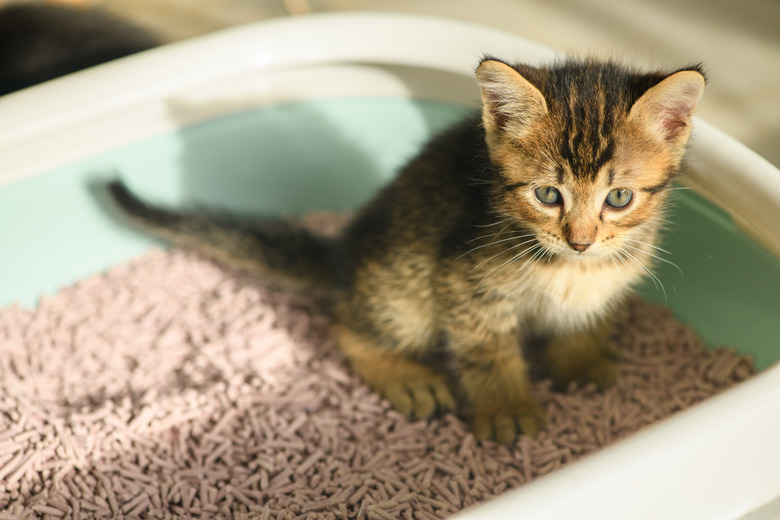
1;0;778;167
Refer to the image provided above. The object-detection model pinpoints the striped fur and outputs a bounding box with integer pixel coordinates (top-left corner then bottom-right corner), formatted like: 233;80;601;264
106;57;705;444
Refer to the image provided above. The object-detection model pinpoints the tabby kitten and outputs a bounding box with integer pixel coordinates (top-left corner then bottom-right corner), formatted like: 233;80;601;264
106;57;705;444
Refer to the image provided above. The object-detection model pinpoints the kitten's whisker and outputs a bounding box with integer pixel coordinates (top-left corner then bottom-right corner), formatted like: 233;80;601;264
490;243;541;277
522;245;549;270
477;243;541;288
517;243;551;273
620;248;668;304
468;219;510;229
610;253;622;271
617;249;649;280
463;221;528;248
459;234;536;262
621;237;674;256
473;238;538;270
461;229;533;249
648;215;676;229
524;246;548;268
622;243;684;276
606;250;626;271
461;228;507;247
614;251;631;271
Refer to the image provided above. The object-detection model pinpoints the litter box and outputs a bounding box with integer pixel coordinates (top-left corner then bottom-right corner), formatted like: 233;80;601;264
1;12;779;520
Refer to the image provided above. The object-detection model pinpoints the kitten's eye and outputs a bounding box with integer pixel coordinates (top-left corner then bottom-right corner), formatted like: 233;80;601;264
535;187;562;205
605;188;633;208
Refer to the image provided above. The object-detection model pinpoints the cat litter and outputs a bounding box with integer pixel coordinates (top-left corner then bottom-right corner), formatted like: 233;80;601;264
0;240;753;518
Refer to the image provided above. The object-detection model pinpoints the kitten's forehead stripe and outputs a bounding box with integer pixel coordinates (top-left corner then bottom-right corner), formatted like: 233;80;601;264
532;60;651;182
594;140;615;174
559;116;575;167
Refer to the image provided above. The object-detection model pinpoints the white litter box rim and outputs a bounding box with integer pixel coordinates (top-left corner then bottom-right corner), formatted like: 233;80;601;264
1;12;779;520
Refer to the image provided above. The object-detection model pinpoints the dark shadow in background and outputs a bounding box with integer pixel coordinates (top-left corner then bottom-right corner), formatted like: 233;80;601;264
0;2;158;96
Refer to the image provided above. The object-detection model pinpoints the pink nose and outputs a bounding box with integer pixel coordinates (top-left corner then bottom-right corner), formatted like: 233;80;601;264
568;241;591;252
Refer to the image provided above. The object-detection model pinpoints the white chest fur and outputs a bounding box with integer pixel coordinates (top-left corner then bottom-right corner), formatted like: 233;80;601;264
522;257;645;333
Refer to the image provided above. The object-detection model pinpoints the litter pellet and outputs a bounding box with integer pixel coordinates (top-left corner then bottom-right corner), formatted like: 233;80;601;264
0;237;757;518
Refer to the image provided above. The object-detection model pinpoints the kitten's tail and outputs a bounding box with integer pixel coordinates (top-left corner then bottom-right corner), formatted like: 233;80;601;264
105;179;344;296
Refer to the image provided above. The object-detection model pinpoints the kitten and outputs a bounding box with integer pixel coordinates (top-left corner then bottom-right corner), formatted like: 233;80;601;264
105;57;705;444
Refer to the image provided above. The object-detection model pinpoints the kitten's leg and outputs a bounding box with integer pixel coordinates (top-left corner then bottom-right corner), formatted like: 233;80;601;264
335;324;456;420
544;317;619;389
453;328;546;444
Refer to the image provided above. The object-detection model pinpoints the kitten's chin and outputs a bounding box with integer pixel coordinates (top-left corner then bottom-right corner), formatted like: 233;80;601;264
561;251;596;260
553;246;606;261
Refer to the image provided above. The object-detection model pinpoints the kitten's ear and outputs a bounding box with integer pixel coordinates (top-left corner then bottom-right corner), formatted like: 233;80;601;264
629;69;705;148
476;59;547;137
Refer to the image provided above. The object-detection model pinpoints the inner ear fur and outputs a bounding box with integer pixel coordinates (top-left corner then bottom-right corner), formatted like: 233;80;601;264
476;59;548;137
629;69;705;148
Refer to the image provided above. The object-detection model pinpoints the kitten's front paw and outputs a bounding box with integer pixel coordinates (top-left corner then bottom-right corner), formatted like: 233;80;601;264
379;372;457;421
550;351;619;390
337;327;456;421
471;401;547;445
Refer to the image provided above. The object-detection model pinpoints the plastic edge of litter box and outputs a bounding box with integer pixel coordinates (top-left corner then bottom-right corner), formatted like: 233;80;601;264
0;11;557;189
0;12;779;520
683;121;780;259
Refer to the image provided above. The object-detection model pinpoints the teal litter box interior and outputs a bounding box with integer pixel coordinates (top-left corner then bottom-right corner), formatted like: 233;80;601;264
1;98;779;370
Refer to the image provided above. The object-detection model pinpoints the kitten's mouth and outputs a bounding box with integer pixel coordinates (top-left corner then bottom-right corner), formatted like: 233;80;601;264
537;238;606;261
555;245;603;260
564;250;594;258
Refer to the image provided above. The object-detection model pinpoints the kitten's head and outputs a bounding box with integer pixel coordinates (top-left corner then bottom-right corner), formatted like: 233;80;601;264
476;58;705;260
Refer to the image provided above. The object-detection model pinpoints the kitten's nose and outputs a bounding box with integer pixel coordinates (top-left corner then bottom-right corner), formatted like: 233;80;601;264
568;240;592;252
